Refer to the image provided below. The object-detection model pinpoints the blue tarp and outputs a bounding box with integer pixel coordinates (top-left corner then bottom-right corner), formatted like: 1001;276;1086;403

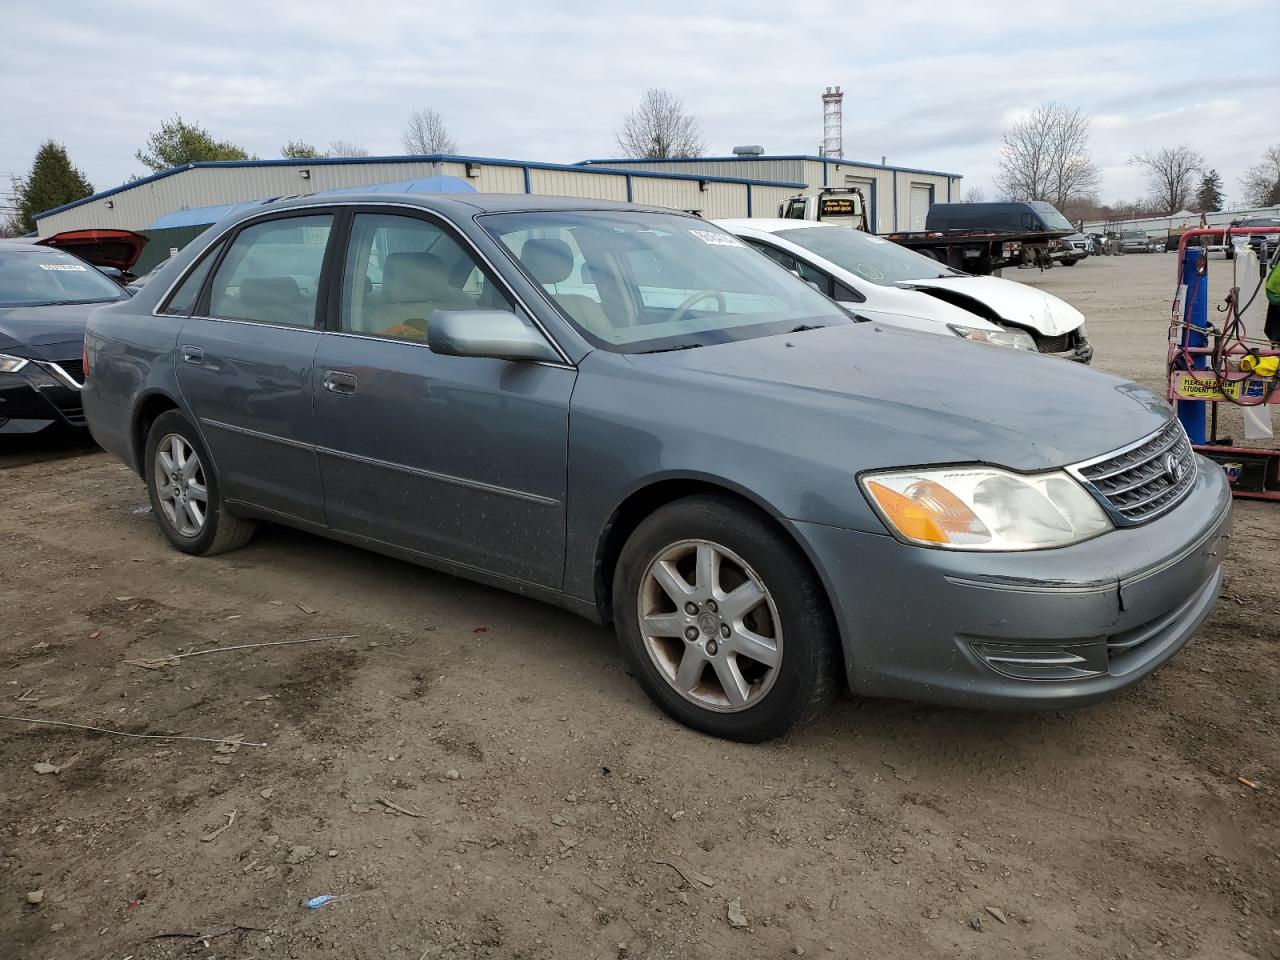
149;198;275;229
147;176;477;229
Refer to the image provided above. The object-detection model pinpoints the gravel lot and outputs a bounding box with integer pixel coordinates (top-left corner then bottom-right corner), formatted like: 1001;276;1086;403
2;252;1277;960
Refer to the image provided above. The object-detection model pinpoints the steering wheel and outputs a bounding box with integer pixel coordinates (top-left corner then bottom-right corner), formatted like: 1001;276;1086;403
669;290;727;324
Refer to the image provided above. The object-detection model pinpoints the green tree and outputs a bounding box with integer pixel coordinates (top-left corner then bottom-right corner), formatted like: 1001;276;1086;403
136;115;249;172
15;141;94;233
1193;169;1224;212
281;140;323;159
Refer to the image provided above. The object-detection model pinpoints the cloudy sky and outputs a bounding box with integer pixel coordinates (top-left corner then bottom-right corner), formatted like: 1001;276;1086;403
2;0;1276;206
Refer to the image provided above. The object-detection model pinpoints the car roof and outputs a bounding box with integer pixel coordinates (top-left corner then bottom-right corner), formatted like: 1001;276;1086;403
254;192;685;219
714;218;827;233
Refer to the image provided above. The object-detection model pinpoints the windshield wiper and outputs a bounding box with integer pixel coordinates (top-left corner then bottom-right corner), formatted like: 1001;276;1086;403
788;324;826;333
637;343;704;354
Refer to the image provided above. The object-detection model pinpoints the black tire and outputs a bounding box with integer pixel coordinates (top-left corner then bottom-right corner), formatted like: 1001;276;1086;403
1062;258;1078;266
612;494;840;742
144;410;255;556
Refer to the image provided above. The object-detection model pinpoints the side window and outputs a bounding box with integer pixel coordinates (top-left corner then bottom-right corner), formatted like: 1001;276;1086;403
748;241;797;271
793;259;832;295
341;213;513;341
207;215;332;327
160;241;223;316
832;280;864;303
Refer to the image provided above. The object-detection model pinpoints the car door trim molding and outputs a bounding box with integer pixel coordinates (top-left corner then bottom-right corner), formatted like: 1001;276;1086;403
200;417;317;452
151;200;574;366
314;444;561;507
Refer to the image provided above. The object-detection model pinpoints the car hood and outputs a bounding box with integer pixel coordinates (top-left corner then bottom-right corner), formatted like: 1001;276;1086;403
898;276;1084;336
0;302;103;360
852;281;1002;332
626;323;1169;472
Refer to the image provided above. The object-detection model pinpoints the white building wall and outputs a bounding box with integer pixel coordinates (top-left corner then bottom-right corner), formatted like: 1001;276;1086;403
528;168;629;200
587;158;961;232
35;159;818;237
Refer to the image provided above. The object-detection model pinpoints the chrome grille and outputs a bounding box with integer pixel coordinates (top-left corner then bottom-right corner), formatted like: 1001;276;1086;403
1071;420;1196;525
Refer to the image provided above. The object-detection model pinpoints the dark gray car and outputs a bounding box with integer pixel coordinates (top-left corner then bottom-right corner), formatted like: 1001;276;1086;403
82;195;1232;741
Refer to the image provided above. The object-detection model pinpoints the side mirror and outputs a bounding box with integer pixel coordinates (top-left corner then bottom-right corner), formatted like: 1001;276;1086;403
428;309;560;363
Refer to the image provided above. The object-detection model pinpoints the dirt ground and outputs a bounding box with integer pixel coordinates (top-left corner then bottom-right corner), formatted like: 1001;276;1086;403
2;252;1278;960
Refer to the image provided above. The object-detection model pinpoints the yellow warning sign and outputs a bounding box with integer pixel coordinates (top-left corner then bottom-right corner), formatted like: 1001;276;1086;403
1169;372;1277;402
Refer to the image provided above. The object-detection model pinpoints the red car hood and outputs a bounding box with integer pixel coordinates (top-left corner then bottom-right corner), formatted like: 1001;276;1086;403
36;229;148;273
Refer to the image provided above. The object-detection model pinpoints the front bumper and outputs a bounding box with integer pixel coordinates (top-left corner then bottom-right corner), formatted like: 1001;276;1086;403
0;367;85;433
790;456;1232;709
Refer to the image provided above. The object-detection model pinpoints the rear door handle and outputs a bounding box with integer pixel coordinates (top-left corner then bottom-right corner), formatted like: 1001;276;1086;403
181;345;203;365
323;370;358;395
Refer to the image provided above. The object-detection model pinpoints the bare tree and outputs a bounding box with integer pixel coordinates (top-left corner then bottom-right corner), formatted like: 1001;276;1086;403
995;102;1100;209
402;108;457;155
616;89;705;159
1128;145;1205;213
1239;144;1280;207
962;186;986;203
327;140;370;158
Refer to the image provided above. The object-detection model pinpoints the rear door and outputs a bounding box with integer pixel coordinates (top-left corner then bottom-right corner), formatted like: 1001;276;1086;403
311;209;575;587
176;211;336;524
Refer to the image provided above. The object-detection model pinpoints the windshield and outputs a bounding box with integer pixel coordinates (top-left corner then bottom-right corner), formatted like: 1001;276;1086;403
1123;231;1146;240
1029;202;1074;232
482;211;848;352
0;248;127;307
775;226;961;285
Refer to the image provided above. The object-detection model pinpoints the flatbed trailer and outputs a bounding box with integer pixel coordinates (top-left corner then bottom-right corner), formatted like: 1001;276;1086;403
877;228;1070;275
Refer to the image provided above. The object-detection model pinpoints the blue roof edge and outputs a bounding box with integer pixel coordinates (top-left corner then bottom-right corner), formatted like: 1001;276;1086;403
34;153;808;221
576;155;963;179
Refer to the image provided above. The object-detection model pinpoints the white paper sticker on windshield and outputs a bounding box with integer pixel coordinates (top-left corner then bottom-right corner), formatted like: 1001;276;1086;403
38;262;88;271
689;229;744;247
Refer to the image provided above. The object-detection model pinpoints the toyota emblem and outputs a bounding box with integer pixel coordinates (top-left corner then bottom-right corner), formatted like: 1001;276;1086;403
1164;453;1183;483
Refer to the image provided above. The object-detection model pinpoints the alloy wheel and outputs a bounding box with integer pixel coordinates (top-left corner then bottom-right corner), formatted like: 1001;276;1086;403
637;539;782;712
154;433;208;537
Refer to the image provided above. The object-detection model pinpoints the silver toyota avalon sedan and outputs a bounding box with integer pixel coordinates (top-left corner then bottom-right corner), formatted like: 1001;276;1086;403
82;195;1231;741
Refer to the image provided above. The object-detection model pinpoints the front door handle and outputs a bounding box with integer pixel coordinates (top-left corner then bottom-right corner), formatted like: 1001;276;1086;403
181;345;204;364
323;370;358;395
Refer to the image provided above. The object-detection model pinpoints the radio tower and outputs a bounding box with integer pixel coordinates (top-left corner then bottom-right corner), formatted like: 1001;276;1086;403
821;86;844;159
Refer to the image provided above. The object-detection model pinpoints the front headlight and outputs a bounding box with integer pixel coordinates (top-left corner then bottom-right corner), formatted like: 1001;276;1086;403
860;466;1112;550
948;324;1038;352
0;353;30;374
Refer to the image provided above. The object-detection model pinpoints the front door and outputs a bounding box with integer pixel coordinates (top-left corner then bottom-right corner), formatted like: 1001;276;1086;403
176;212;335;524
312;210;575;588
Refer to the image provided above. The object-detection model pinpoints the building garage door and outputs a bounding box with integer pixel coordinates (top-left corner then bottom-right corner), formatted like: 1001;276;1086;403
843;176;876;231
908;184;933;231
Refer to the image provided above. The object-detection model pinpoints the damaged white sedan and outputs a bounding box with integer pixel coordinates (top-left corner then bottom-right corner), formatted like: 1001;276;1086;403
718;218;1092;363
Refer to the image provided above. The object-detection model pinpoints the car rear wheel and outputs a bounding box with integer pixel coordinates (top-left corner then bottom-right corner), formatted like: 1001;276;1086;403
612;495;839;741
144;410;255;556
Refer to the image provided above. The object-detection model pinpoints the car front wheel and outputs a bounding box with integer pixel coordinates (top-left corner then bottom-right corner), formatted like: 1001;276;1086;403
144;410;255;556
612;495;839;741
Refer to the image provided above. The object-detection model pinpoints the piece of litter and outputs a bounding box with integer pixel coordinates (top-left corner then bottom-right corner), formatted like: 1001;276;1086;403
0;714;265;748
32;754;78;775
200;810;236;843
114;596;135;602
214;736;245;755
376;796;428;818
652;855;717;888
727;896;748;928
1238;776;1261;790
296;603;315;615
985;906;1008;924
472;627;488;634
131;505;152;515
303;895;342;910
88;630;102;640
16;690;38;703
